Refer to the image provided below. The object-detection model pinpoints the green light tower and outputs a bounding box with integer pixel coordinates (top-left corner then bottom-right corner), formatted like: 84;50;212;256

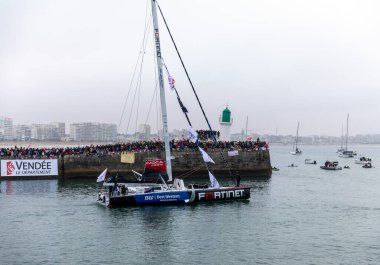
219;106;233;141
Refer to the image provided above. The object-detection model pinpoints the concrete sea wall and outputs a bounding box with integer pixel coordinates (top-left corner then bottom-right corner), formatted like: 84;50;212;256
0;149;271;180
61;149;272;179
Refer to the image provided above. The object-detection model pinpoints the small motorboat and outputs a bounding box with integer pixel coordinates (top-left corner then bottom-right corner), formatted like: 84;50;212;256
355;156;371;164
344;166;350;169
272;167;279;171
290;149;302;155
320;161;342;170
305;159;317;165
339;150;355;158
362;162;372;168
288;163;298;167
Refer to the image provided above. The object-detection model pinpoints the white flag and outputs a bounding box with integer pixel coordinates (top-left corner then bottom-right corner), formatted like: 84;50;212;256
187;126;198;143
198;147;215;164
208;171;220;188
96;168;107;182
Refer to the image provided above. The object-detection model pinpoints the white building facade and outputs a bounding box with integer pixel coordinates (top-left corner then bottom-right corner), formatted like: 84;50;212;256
0;116;13;140
70;122;117;142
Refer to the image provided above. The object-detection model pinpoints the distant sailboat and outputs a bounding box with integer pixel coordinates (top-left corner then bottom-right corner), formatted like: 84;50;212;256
337;124;345;154
339;114;355;158
290;122;302;155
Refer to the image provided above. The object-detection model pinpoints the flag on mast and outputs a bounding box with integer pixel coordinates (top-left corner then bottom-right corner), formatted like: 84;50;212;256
168;75;175;90
208;171;220;188
96;168;107;182
187;126;198;143
198;147;215;164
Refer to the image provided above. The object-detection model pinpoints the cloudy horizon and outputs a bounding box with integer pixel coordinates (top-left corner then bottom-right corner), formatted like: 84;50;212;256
1;0;379;137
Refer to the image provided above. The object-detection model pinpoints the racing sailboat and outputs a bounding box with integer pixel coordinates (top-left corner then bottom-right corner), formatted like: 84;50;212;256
97;0;250;207
290;122;302;155
337;124;345;154
339;114;355;158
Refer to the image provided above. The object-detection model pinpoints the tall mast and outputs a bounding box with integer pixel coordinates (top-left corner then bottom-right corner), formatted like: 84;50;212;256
245;116;248;140
345;114;349;151
296;122;298;149
340;124;343;150
151;0;172;181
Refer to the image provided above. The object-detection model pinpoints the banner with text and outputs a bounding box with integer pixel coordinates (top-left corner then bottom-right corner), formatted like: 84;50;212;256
1;159;58;177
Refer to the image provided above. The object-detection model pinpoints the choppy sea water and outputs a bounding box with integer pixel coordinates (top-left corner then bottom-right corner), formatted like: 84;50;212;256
1;145;380;265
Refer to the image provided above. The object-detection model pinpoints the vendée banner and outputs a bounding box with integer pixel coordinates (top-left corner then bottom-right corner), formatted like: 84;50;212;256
1;159;58;177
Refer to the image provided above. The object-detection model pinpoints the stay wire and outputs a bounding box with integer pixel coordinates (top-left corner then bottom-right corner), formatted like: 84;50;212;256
118;0;152;135
134;74;142;136
156;1;234;178
176;152;226;179
162;60;192;127
126;69;142;136
162;60;221;181
126;15;153;135
156;2;215;140
144;83;158;126
145;27;161;134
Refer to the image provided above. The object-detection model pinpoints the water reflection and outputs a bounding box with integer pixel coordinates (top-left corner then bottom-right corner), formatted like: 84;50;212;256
1;179;57;195
56;179;100;203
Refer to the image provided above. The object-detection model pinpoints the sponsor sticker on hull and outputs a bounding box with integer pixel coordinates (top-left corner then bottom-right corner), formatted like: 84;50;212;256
135;191;189;203
1;159;58;177
197;189;247;201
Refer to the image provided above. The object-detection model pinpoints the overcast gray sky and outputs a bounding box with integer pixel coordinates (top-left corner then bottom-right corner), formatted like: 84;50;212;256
1;0;379;136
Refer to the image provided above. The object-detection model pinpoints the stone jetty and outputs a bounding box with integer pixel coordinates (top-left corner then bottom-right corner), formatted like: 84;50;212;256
60;149;271;179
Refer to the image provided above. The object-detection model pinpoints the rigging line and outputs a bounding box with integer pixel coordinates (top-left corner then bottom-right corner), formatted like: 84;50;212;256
126;70;141;135
144;84;157;126
126;16;153;135
118;1;152;134
177;152;227;179
126;48;147;134
144;30;160;131
133;53;149;136
157;2;234;178
177;167;203;178
134;74;142;136
134;0;154;136
118;51;142;135
175;161;207;178
162;60;192;127
162;61;222;181
156;2;214;139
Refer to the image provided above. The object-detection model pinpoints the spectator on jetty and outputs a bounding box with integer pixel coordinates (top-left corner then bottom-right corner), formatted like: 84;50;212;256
0;139;268;159
196;130;220;141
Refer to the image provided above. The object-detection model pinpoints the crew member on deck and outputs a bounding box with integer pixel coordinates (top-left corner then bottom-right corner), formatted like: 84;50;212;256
113;173;119;195
236;174;241;187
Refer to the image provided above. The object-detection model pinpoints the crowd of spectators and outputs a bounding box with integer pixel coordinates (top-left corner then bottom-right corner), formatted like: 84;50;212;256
0;138;268;159
196;130;220;141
